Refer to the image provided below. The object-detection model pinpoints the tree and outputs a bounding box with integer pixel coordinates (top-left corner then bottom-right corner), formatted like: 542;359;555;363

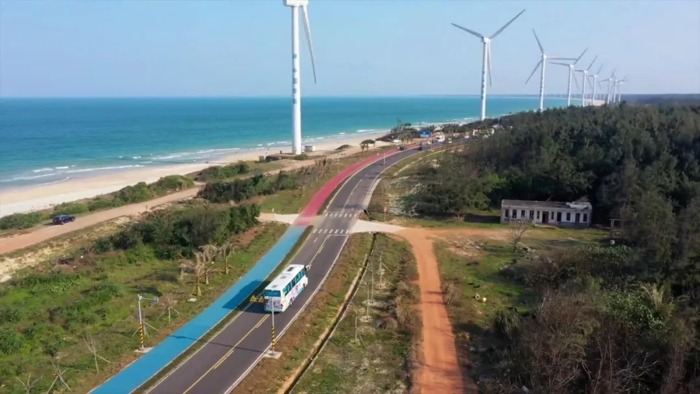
508;219;531;252
360;139;375;154
218;240;236;275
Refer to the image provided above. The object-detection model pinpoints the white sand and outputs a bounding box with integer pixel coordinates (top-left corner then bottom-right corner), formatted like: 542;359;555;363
0;131;388;217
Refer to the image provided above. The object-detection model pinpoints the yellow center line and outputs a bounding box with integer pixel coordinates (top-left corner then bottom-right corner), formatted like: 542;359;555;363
182;314;270;394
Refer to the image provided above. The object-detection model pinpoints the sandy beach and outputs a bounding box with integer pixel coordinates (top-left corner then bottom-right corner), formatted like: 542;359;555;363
0;130;388;217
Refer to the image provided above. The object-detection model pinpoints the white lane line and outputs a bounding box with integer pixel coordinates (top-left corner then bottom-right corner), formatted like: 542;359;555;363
312;229;317;234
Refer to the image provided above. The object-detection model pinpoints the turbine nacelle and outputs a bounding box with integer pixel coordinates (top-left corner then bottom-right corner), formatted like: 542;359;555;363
284;0;308;6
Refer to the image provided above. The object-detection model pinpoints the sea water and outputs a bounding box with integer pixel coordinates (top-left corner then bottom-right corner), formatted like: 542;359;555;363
0;96;566;189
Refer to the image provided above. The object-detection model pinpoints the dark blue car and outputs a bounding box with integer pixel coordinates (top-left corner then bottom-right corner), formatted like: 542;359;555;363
52;215;76;225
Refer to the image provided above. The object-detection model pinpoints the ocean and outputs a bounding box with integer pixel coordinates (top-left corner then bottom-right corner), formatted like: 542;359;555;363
0;96;566;189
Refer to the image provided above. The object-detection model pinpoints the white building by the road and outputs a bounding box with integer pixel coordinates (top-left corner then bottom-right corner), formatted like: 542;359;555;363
500;199;592;228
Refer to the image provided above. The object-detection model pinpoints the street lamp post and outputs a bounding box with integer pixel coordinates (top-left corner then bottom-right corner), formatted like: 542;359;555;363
136;294;159;351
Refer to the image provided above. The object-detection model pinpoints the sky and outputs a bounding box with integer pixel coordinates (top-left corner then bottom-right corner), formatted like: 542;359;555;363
1;0;699;97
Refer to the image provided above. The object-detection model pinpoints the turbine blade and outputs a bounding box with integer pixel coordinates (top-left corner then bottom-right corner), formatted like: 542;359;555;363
572;72;580;90
596;64;604;75
597;81;604;90
451;23;483;39
531;29;544;54
548;56;577;60
574;48;588;65
525;59;542;84
550;62;571;67
587;55;598;71
487;42;493;87
301;5;317;84
490;9;526;39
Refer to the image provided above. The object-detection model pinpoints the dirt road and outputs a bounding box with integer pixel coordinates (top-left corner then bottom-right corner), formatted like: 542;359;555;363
399;228;477;394
0;187;199;256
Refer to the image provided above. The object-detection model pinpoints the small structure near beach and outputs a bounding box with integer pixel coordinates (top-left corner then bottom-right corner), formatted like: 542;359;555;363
500;199;592;228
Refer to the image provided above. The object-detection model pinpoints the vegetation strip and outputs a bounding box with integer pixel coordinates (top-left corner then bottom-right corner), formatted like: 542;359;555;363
283;233;379;393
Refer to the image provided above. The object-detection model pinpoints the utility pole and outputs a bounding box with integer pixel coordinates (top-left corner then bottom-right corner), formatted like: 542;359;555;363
136;294;158;352
265;304;282;359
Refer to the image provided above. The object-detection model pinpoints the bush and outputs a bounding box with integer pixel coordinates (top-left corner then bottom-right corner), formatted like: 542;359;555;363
196;162;250;182
115;182;154;204
199;172;298;203
493;308;522;339
152;175;194;193
0;328;23;355
53;202;90;215
0;212;43;230
88;198;117;211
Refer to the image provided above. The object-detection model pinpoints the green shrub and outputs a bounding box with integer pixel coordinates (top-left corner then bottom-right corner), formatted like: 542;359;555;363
53;202;90;215
152;175;194;193
494;308;522;339
0;327;23;355
0;212;43;230
88;198;117;211
0;306;21;323
115;182;154;204
196;162;250;182
199;172;298;203
293;153;309;160
17;272;82;295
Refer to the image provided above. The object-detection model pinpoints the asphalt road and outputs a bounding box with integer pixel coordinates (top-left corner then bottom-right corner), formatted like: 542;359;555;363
146;147;419;394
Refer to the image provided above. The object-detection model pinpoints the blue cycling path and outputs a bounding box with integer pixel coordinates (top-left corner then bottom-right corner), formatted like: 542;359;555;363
91;225;307;394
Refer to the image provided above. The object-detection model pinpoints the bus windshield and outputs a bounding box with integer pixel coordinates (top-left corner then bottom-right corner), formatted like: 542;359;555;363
264;290;281;297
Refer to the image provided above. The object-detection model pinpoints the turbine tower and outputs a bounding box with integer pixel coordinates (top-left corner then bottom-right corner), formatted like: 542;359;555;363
551;48;588;106
615;76;628;102
575;55;597;106
284;0;317;155
587;64;604;105
452;9;526;121
525;29;575;112
600;69;616;104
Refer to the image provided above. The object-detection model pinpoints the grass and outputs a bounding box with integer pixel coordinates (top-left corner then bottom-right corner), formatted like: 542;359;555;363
292;234;421;394
432;226;606;383
0;222;287;394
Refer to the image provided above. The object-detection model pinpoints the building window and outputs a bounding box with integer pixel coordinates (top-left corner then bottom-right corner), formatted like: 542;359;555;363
536;211;541;219
566;212;571;221
529;210;534;220
575;213;580;223
505;209;510;218
512;209;517;218
557;212;562;222
583;213;588;223
521;210;526;218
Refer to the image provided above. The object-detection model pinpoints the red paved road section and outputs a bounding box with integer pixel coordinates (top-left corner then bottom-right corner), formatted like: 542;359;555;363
294;150;397;225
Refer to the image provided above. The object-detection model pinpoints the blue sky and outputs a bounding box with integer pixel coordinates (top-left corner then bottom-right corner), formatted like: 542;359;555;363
1;0;698;97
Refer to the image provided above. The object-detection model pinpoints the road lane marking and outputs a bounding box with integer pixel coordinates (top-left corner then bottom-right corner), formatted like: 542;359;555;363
183;314;270;393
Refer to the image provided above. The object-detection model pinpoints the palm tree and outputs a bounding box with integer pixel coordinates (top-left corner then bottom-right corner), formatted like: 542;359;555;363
181;258;205;296
218;240;236;275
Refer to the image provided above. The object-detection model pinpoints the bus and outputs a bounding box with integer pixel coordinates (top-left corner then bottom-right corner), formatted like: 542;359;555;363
263;264;309;313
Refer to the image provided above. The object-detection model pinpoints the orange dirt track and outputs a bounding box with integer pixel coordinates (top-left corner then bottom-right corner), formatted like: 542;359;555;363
399;228;477;394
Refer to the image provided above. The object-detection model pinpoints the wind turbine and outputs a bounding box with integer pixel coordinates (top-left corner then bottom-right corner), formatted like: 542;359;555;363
284;0;318;155
615;76;628;102
587;64;604;105
551;48;588;106
525;29;576;112
575;55;597;106
452;9;526;121
600;69;616;104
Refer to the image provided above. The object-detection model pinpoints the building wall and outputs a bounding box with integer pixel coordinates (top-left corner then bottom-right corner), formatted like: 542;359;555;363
500;204;592;228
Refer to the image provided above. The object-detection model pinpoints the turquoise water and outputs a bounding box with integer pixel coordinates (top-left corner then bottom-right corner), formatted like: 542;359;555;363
0;96;566;189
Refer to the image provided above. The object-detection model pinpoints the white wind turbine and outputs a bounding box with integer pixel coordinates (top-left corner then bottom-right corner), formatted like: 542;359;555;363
525;29;576;112
600;69;616;104
615;76;628;102
452;9;526;121
550;48;588;106
284;0;318;155
575;55;597;106
587;64;604;104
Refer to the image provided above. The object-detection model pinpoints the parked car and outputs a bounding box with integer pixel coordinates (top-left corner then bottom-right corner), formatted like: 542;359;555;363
398;145;407;151
52;215;76;225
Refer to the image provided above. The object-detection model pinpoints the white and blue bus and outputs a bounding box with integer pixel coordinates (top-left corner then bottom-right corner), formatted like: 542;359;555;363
263;264;309;313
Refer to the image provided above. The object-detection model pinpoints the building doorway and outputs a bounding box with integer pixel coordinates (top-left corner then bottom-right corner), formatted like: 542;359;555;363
543;211;549;224
556;212;562;222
